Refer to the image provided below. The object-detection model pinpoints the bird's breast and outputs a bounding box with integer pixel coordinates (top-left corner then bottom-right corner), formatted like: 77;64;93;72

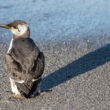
7;38;14;53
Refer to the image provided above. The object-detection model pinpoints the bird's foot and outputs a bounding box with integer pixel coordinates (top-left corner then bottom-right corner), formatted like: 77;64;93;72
11;94;24;98
40;89;52;95
30;89;52;98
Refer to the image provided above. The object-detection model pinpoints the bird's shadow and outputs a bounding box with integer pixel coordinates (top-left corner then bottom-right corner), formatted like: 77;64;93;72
41;44;110;91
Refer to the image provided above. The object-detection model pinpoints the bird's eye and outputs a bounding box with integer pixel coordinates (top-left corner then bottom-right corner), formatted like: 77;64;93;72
13;26;17;29
13;26;20;32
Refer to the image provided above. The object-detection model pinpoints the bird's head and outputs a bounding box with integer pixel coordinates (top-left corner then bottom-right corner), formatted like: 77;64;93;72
0;20;30;38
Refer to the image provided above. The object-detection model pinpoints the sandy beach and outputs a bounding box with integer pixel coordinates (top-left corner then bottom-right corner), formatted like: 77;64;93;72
0;35;110;110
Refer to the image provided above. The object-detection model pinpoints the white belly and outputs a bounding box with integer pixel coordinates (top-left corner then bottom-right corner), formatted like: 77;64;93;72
10;78;20;95
7;38;13;53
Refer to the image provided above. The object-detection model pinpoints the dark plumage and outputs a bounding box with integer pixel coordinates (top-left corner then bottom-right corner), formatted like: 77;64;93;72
0;20;45;98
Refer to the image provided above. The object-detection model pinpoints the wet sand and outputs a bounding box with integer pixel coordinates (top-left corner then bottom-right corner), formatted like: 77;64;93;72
0;35;110;110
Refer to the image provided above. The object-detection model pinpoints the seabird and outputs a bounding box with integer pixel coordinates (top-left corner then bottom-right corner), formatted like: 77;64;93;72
0;20;45;98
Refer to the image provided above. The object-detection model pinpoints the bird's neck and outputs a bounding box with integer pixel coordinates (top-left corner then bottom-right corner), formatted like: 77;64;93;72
13;28;30;39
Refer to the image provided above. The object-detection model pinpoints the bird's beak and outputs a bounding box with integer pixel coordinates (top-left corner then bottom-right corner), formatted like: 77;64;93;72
0;24;10;29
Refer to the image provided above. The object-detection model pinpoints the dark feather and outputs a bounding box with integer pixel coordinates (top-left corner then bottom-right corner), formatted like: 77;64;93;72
6;38;45;97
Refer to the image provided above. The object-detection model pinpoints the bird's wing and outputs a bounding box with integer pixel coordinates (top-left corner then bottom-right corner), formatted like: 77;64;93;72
15;52;44;98
6;38;42;82
31;52;45;80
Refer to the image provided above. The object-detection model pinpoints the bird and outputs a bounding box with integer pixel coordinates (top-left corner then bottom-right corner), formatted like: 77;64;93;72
0;20;45;98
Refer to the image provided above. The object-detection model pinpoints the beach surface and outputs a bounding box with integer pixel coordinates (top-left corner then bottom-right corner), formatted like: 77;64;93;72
0;35;110;110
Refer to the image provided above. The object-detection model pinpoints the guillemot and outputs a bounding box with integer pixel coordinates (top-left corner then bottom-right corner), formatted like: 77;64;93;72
0;20;45;98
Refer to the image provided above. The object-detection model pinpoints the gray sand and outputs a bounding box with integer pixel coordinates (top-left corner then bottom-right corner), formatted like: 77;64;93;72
0;35;110;110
